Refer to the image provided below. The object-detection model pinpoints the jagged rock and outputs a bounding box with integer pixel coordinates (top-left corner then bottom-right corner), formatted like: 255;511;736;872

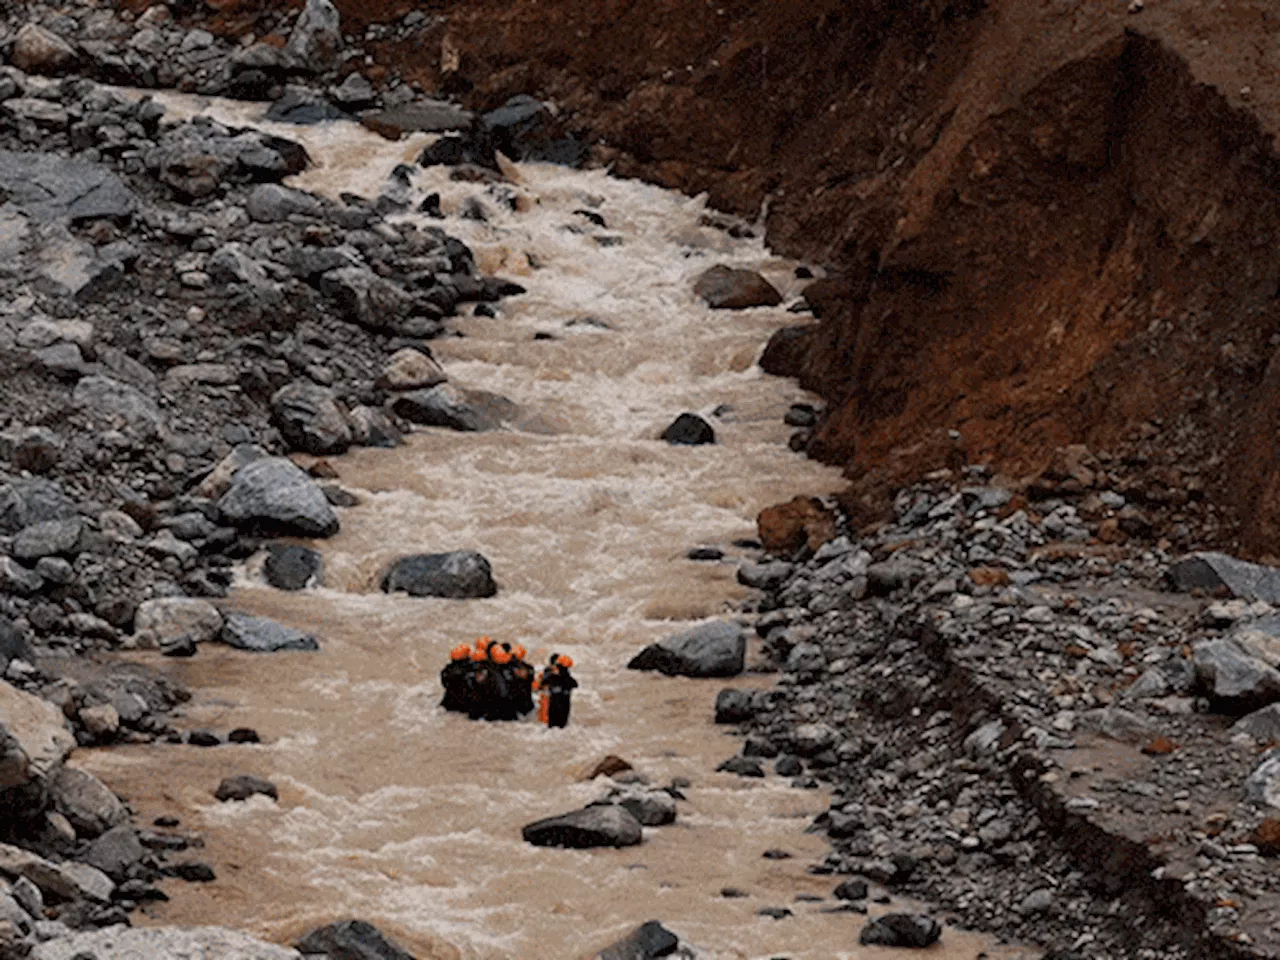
598;921;681;960
0;476;77;535
0;620;31;677
285;0;343;70
196;443;267;500
30;927;303;960
332;73;376;108
0;843;77;900
146;125;310;200
0;152;135;225
73;376;165;436
263;544;324;591
78;704;119;741
52;767;126;839
57;862;114;904
377;348;446;391
220;613;319;653
246;184;324;223
661;413;715;446
84;825;144;881
0;557;42;596
859;914;942;948
271;381;353;455
714;688;758;724
693;266;782;310
218;457;340;538
347;405;402;449
1233;704;1280;743
266;87;345;125
757;497;836;555
381;552;497;599
1168;552;1280;604
1246;750;1280;809
1194;632;1280;712
522;805;643;848
11;25;78;76
13;518;82;561
627;621;746;678
215;775;278;803
1078;707;1157;744
319;267;414;332
295;920;414;960
133;598;223;648
737;561;791;590
390;383;510;432
604;790;677;827
789;723;838;757
0;681;73;790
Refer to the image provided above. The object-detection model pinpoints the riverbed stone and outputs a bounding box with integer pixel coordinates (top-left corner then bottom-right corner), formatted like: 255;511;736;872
598;921;681;960
84;824;144;881
714;688;758;724
11;25;78;75
390;383;509;432
522;805;643;849
13;518;82;560
1193;635;1280;711
133;598;224;648
381;551;497;599
295;920;414;960
628;621;746;678
215;775;278;803
271;381;352;456
264;543;324;591
661;413;715;446
0;681;73;787
52;767;126;839
1234;704;1280;743
1168;552;1280;604
220;613;319;653
377;348;446;391
31;927;303;960
693;265;782;309
218;457;340;538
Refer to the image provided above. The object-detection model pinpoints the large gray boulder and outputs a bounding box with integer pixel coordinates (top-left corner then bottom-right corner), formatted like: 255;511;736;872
0;476;77;535
294;920;413;960
598;921;682;960
270;381;353;455
1168;552;1280;604
693;265;782;310
522;805;643;849
381;552;497;599
220;613;319;653
319;267;413;333
72;376;165;436
13;518;82;561
1234;704;1280;743
263;544;324;591
0;681;73;791
627;621;746;678
83;825;143;881
1195;617;1280;711
11;25;78;75
246;184;323;223
390;383;513;432
31;927;303;960
133;598;224;648
52;767;126;839
0;151;133;225
285;0;342;70
218;457;340;538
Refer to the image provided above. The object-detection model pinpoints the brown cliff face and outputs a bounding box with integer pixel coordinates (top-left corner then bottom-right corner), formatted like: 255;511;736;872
187;0;1280;552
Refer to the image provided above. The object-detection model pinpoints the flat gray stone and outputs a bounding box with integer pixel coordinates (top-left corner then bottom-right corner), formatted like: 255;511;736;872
217;457;339;537
627;621;746;678
0;151;135;224
220;613;319;653
1168;552;1280;604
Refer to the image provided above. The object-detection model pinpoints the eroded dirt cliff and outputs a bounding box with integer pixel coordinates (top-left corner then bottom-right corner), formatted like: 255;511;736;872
186;0;1280;554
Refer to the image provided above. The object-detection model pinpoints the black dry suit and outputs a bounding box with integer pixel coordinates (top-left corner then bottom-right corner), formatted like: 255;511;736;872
439;659;473;713
511;654;535;716
543;664;578;729
487;645;519;722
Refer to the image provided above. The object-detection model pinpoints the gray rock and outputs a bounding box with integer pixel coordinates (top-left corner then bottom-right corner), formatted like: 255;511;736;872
220;613;319;653
347;405;402;449
381;551;497;599
377;348;446;392
215;775;278;803
627;621;746;678
661;413;715;446
319;267;415;333
84;824;143;880
363;102;473;137
1078;707;1156;745
1246;750;1280;809
331;73;376;108
693;266;782;310
0;477;76;535
859;914;942;948
218;457;340;537
285;0;343;70
790;723;838;758
605;790;677;827
1193;636;1280;711
73;376;165;436
246;184;323;223
0;620;32;677
263;544;324;591
390;383;511;432
9;875;41;922
1168;552;1280;604
12;519;81;561
1234;704;1280;743
714;688;758;724
598;921;681;960
0;557;43;596
57;862;114;904
0;843;77;900
134;598;223;648
522;805;643;849
785;642;826;676
145;124;310;200
963;720;1005;757
294;920;413;960
737;561;791;591
196;443;267;500
31;927;303;960
0;151;134;224
0;681;73;788
271;381;352;455
3;98;67;128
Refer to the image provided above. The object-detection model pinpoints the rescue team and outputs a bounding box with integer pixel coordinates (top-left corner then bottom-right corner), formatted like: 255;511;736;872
440;638;579;727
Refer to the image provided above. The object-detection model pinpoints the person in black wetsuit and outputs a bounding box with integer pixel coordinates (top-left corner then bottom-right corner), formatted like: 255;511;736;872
511;644;535;717
543;655;578;729
467;639;493;721
440;644;473;713
487;643;519;722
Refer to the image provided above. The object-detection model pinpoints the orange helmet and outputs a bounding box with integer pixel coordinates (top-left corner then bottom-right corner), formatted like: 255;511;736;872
450;644;470;661
476;636;491;651
558;656;575;669
491;647;512;665
513;645;527;660
470;647;488;662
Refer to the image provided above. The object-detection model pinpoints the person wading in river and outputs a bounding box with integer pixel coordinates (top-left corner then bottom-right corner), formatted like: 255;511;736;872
544;655;578;729
511;645;535;717
487;643;519;722
534;653;558;724
467;638;493;721
440;644;473;713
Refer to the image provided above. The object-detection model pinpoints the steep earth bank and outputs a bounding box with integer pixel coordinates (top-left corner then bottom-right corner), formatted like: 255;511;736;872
181;0;1280;555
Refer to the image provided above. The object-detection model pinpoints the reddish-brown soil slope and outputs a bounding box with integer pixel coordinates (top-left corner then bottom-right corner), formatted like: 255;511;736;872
177;0;1280;553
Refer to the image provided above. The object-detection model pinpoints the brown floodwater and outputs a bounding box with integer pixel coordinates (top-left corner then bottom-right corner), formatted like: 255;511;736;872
81;93;1036;960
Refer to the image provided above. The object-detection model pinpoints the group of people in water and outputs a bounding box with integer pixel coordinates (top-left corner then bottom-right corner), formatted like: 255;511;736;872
439;638;578;727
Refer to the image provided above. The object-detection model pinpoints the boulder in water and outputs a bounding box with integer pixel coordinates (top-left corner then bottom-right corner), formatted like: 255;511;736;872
628;621;746;678
858;913;942;948
390;383;511;432
218;457;340;538
598;921;681;960
220;613;320;653
693;265;782;310
264;543;324;591
381;552;497;599
271;381;353;456
522;805;643;849
295;920;414;960
661;413;715;446
377;348;446;392
216;775;278;803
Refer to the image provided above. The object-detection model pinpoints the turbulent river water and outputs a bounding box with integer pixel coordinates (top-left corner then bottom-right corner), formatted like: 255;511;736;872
77;95;1032;960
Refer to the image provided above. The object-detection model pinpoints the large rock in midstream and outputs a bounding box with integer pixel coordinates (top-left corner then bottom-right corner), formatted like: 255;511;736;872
628;621;746;678
693;265;782;310
264;543;325;591
661;413;715;446
390;384;514;432
295;920;414;960
597;921;682;960
1168;552;1280;603
381;552;497;599
218;457;340;537
522;805;643;849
